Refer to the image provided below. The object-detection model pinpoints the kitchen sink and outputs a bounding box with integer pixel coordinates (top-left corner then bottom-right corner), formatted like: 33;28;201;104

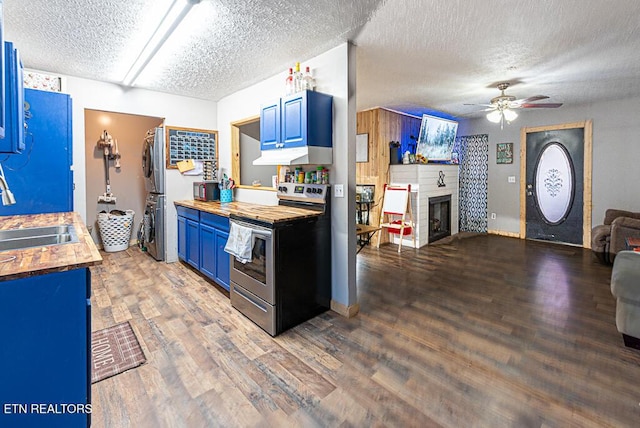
0;225;79;251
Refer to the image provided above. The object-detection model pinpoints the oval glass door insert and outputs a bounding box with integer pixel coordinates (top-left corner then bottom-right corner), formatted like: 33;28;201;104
534;142;575;224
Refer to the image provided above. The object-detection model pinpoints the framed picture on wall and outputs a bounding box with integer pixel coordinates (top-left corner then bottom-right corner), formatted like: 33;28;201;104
497;142;513;164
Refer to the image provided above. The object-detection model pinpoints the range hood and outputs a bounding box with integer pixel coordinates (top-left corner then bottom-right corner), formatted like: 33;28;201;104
252;146;332;166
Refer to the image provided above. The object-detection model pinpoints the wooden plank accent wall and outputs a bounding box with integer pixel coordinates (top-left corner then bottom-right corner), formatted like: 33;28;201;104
356;108;422;246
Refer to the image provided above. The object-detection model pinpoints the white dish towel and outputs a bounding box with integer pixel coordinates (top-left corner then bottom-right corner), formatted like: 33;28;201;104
224;222;254;263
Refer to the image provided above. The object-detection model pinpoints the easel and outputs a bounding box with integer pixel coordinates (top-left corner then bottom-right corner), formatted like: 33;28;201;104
377;184;415;252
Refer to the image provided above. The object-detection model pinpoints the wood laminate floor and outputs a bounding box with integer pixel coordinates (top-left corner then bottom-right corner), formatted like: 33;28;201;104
90;235;640;427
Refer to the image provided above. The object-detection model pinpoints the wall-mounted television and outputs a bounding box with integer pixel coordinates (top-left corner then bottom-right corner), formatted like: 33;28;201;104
416;114;458;162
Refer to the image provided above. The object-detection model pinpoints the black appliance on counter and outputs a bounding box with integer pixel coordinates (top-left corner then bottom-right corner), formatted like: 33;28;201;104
193;181;220;201
229;183;331;336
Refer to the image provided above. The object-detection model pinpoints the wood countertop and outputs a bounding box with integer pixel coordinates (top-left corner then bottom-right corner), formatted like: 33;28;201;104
174;200;322;224
0;212;103;281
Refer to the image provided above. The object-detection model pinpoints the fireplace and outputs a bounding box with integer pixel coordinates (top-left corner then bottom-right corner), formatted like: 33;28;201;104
428;195;451;243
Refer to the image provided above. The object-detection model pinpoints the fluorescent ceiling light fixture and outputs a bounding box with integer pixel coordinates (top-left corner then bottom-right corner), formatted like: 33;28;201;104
122;0;201;86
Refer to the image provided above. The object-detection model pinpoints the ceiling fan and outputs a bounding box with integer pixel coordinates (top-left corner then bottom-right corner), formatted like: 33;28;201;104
466;82;563;129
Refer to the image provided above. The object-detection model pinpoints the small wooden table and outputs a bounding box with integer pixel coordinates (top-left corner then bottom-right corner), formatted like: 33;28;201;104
356;224;380;254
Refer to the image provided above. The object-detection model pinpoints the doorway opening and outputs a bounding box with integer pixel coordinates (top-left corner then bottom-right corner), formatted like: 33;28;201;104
230;116;277;189
84;110;163;245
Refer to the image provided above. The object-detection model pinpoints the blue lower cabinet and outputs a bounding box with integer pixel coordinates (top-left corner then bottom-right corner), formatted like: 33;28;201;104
186;219;200;269
177;208;230;291
177;206;199;265
200;223;216;280
0;268;91;428
177;215;187;260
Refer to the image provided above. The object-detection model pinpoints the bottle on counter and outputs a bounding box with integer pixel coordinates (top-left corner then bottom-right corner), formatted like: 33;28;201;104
303;66;315;91
285;68;294;95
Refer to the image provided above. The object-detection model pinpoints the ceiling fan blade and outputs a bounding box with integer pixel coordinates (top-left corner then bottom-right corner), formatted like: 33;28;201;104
511;95;549;104
463;103;494;107
520;103;563;108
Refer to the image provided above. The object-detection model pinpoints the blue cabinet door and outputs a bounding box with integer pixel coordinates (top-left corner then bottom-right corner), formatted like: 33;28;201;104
177;215;187;261
0;42;25;154
260;99;280;150
281;92;306;148
0;89;73;216
186;218;200;269
214;229;230;291
0;268;91;428
199;216;229;290
200;223;216;280
0;24;5;139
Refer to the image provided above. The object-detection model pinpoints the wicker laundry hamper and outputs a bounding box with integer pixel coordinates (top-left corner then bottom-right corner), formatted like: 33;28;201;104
97;210;135;252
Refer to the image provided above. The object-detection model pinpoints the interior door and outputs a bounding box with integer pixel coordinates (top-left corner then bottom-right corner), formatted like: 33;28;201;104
522;123;591;245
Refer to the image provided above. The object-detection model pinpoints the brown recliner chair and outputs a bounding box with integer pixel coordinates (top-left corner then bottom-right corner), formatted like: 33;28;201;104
592;209;640;264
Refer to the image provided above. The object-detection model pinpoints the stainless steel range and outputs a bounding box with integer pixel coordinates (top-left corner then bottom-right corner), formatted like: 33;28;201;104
229;183;331;336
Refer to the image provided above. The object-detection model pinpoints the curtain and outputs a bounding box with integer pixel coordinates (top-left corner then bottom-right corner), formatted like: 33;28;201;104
454;134;489;232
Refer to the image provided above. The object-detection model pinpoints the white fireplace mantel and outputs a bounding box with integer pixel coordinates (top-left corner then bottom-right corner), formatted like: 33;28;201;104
390;164;459;248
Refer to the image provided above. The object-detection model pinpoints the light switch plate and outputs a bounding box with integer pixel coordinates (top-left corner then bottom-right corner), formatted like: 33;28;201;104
508;176;516;183
334;184;344;198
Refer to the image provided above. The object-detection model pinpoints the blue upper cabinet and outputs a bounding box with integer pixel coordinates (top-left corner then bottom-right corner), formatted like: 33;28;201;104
260;90;332;150
260;99;280;150
0;89;73;216
0;41;25;154
0;8;5;140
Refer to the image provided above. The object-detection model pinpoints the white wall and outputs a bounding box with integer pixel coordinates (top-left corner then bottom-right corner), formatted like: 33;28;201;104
58;75;217;262
217;42;358;309
464;95;640;235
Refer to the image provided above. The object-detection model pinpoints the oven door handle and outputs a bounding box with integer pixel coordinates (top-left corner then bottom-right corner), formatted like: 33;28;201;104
230;220;273;238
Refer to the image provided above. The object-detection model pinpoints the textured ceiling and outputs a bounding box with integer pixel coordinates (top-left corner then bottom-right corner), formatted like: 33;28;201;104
4;0;640;118
4;0;382;101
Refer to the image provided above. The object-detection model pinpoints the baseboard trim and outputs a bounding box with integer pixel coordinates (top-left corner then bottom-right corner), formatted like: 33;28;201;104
488;230;520;238
330;300;360;318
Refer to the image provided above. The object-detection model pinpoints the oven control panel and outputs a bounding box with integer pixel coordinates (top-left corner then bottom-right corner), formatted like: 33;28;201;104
277;183;328;202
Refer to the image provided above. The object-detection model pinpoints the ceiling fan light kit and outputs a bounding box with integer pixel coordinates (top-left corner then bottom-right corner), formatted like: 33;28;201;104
470;82;563;129
486;110;502;123
502;108;518;122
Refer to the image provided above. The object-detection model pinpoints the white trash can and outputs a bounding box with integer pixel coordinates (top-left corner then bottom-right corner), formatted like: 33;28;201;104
97;210;135;252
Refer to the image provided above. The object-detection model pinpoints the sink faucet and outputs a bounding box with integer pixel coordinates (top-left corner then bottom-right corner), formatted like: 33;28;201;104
0;164;16;206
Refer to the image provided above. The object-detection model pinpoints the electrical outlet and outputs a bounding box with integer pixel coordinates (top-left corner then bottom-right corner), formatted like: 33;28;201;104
508;176;516;183
491;213;497;219
334;184;344;198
